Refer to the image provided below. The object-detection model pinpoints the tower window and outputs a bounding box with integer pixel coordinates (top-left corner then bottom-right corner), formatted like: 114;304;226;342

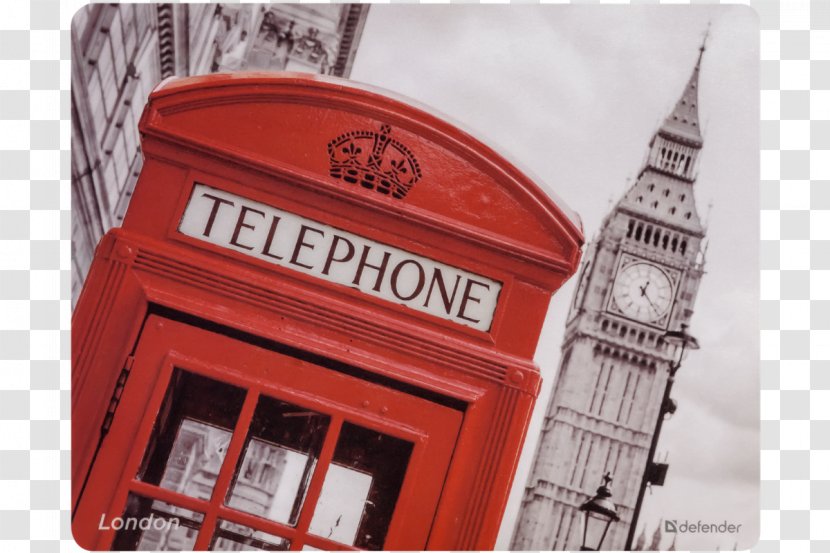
671;237;678;252
635;224;643;241
685;212;692;219
651;201;659;209
637;196;643;203
648;184;655;192
627;219;635;238
662;234;669;249
653;229;661;247
644;226;652;244
670;207;676;215
685;157;691;174
680;240;687;255
663;189;670;197
680;194;686;202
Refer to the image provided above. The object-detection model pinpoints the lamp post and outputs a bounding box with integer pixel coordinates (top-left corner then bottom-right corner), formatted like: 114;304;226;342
579;472;620;551
624;324;699;551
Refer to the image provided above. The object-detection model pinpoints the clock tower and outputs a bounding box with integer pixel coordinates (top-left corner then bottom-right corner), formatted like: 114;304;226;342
511;43;708;551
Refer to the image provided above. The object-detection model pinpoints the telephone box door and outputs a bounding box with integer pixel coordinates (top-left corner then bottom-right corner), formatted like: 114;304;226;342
75;315;462;551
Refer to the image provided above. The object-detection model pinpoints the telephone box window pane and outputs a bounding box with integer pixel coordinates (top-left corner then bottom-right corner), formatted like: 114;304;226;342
308;423;413;550
209;519;290;551
225;395;329;527
110;493;204;551
138;370;247;500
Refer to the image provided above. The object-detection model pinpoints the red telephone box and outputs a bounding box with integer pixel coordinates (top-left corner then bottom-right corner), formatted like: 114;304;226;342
72;73;583;551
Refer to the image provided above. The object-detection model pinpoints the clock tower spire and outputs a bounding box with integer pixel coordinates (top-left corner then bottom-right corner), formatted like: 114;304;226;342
511;41;710;551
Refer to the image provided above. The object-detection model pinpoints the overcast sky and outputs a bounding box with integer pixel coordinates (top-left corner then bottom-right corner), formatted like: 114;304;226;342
351;6;758;550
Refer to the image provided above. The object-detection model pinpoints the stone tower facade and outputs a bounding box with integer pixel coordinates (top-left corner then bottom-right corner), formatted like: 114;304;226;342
511;45;709;551
71;4;368;304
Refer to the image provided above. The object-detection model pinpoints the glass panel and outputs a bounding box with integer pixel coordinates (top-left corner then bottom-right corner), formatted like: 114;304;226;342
226;395;330;526
138;370;247;500
209;519;289;551
308;423;413;550
111;493;204;551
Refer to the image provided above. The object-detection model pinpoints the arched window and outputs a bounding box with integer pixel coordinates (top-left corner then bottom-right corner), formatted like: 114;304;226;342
648;183;655;192
662;234;669;249
651;201;659;209
680;240;687;255
684;157;691;174
669;207;676;215
671;236;678;252
637;195;643;203
653;229;661;247
685;212;692;219
635;224;643;241
637;332;646;345
664;189;670;197
627;219;635;238
601;320;609;332
680;194;686;202
644;226;653;244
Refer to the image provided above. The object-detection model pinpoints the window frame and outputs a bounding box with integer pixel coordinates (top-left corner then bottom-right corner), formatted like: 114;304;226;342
91;315;463;551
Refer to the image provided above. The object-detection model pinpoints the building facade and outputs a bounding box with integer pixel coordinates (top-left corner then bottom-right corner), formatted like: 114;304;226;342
70;3;369;303
510;45;709;551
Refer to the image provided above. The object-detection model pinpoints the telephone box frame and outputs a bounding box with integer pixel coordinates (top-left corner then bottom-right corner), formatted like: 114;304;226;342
72;73;583;550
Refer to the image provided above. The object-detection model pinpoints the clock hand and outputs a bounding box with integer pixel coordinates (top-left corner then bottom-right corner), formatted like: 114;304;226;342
643;289;660;313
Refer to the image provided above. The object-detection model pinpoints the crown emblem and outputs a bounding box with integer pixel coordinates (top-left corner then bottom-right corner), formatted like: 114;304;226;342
327;124;422;199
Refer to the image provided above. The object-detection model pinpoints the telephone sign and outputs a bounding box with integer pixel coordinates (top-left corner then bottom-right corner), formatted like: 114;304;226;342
179;183;501;331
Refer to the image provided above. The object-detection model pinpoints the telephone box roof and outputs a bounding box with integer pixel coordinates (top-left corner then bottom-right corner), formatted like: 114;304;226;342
142;72;583;276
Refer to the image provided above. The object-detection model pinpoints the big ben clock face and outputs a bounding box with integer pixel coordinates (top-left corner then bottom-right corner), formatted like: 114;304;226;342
608;254;680;327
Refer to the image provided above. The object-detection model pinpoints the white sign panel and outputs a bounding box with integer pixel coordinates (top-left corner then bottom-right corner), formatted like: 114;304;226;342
178;184;501;331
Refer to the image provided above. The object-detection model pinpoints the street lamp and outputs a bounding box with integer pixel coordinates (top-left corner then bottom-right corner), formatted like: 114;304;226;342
663;323;700;376
579;472;620;551
624;324;699;550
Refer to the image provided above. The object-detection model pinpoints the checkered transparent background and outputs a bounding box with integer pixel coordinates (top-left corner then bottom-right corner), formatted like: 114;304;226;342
0;0;824;551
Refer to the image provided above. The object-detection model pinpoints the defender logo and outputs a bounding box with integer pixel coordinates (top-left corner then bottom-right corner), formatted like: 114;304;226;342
665;519;742;534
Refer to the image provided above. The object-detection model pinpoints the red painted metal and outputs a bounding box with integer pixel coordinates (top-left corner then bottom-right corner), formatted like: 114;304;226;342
72;72;583;550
